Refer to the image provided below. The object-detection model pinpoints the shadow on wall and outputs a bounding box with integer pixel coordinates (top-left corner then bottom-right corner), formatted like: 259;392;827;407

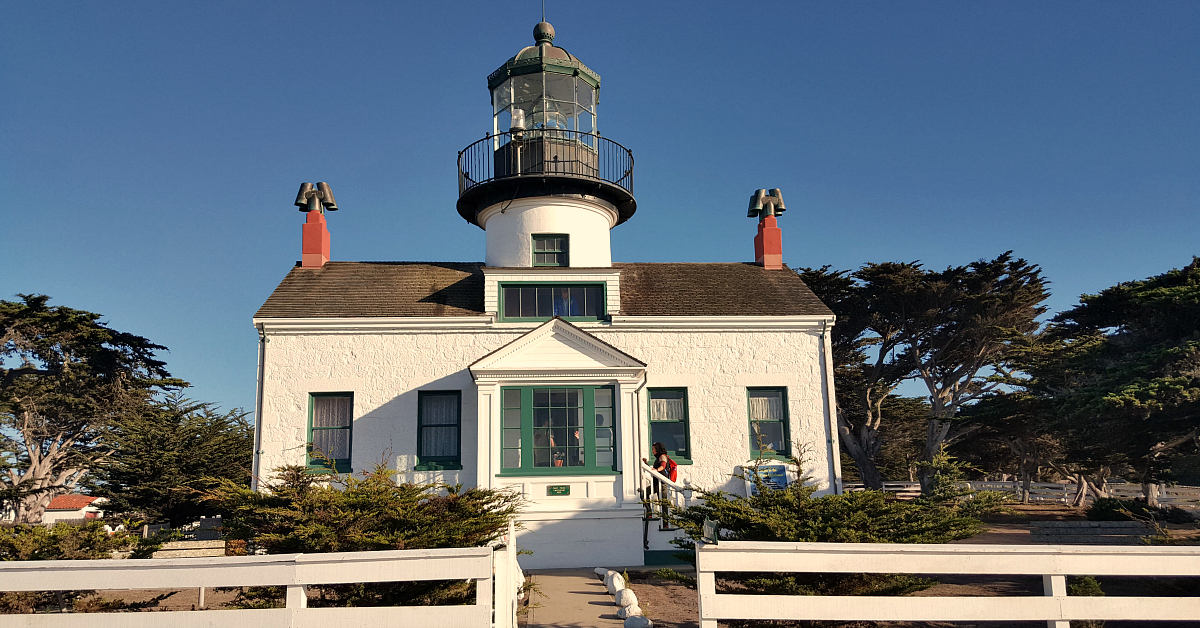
355;370;478;485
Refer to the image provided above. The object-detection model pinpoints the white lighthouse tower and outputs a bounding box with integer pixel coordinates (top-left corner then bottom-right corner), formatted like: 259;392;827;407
457;22;636;269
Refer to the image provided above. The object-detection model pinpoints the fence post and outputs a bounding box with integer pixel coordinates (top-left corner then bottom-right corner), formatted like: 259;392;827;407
286;584;307;609
1042;574;1069;628
696;540;718;628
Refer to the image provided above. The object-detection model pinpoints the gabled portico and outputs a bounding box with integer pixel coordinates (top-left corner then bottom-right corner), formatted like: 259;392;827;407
470;317;647;568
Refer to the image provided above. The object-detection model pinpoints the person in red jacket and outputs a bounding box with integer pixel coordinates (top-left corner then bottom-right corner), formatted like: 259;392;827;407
643;442;677;527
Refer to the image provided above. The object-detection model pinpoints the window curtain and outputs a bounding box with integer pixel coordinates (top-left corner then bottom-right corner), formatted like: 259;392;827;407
312;396;351;460
421;394;459;458
313;396;352;427
749;395;784;421
651;397;686;422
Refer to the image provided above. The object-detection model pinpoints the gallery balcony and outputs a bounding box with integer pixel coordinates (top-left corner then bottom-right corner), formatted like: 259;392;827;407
456;130;636;227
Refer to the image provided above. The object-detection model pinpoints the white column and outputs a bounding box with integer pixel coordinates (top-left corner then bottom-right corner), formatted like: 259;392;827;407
476;382;499;490
617;380;643;506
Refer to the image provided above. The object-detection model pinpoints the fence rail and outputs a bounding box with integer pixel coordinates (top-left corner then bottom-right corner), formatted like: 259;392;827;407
0;533;519;628
696;540;1200;628
842;480;1200;507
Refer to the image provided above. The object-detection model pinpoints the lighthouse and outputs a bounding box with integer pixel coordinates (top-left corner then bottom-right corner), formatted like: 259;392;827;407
255;21;839;571
457;22;636;269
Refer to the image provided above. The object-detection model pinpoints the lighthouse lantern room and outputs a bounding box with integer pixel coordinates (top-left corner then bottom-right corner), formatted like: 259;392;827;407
457;22;636;269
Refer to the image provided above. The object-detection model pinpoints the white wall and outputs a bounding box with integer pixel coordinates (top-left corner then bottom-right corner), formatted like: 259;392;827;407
480;196;617;268
259;324;834;493
256;321;836;566
258;329;521;486
594;328;836;496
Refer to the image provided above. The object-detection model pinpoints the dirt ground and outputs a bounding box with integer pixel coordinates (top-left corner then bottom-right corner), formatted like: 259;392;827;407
622;505;1200;628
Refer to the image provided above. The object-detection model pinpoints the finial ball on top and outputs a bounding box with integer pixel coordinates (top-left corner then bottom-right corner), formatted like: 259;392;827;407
534;21;555;44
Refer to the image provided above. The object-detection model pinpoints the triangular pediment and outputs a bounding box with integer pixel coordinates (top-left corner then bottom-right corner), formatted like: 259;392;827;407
470;318;645;376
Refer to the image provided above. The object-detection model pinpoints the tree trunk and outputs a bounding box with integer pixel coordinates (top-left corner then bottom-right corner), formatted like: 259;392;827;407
1070;473;1088;507
15;491;55;525
1143;483;1160;508
917;419;951;495
838;415;885;490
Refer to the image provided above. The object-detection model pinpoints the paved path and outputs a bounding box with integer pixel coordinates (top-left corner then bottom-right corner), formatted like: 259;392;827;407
526;568;624;628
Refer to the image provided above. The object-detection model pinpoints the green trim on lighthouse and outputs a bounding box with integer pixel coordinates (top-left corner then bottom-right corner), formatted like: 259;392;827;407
487;22;601;90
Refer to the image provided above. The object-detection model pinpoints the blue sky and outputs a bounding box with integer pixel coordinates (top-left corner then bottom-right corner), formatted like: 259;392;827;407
3;2;1197;414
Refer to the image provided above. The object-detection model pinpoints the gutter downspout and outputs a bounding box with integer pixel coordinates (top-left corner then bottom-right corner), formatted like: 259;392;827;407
251;322;267;492
820;319;843;494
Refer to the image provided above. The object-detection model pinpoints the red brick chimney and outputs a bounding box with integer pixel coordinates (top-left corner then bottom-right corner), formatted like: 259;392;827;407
748;188;785;270
295;182;338;268
302;210;330;268
754;214;783;270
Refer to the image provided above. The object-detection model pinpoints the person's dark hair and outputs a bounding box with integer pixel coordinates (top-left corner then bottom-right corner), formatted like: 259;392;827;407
652;442;667;457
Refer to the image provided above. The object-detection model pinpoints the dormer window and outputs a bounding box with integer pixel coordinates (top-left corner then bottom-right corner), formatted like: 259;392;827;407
502;283;605;321
533;235;568;267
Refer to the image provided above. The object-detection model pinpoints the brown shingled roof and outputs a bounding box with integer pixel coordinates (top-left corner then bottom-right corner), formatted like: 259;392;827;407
255;262;486;318
255;262;832;318
614;263;833;317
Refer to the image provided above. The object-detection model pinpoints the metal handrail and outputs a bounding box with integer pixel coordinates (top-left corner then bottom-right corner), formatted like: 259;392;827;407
457;130;634;197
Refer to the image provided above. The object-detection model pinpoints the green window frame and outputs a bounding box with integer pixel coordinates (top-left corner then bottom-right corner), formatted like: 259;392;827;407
532;234;568;267
500;385;617;476
308;392;353;473
747;387;790;459
648;388;691;464
416;391;462;471
500;282;606;322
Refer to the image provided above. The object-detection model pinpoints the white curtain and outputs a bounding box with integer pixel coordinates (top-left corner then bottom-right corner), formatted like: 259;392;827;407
748;395;784;421
313;396;352;427
421;394;459;457
651;397;686;422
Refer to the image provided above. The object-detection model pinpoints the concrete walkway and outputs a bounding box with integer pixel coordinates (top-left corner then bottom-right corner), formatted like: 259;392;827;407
526;568;624;628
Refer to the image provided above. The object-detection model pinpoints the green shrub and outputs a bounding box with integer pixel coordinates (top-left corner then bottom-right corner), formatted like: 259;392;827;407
0;521;139;614
204;464;522;607
0;521;133;561
666;459;985;601
1084;497;1194;523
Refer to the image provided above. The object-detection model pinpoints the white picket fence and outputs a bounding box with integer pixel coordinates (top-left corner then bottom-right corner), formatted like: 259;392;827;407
843;480;1200;507
696;540;1200;628
0;535;520;628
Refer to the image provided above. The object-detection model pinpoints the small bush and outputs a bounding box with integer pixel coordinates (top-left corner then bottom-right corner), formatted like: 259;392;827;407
1069;576;1104;597
1085;497;1193;523
652;568;696;589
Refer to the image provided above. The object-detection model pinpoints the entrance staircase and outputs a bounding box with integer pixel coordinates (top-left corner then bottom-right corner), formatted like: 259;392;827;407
638;461;692;565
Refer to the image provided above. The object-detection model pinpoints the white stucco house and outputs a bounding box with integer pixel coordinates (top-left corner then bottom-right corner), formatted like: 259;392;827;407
251;22;840;569
41;495;108;525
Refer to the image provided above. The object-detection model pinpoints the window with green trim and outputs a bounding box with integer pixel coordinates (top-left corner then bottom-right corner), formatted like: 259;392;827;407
532;234;568;267
747;387;790;458
309;392;352;473
501;386;616;475
417;391;461;470
649;388;691;463
501;283;605;321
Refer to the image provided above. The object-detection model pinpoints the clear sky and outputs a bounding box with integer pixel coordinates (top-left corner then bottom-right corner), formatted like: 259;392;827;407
3;1;1197;414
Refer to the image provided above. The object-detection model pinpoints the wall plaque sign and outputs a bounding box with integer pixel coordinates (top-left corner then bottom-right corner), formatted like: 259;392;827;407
546;485;571;496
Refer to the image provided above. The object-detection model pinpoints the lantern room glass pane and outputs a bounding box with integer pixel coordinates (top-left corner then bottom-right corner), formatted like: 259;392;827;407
545;73;575;102
492;79;513;113
577;83;594;111
512;75;542;109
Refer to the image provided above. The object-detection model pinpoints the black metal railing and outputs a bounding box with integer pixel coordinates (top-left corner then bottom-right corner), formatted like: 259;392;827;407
458;130;633;197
